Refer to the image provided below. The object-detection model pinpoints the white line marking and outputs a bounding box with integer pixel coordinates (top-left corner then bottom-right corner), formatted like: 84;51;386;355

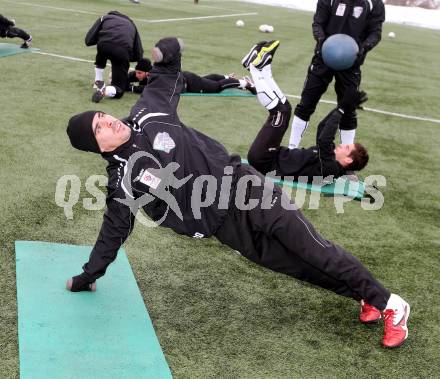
359;106;440;124
195;4;239;11
285;93;440;125
29;51;440;125
4;1;100;16
135;12;258;24
5;1;258;23
36;51;94;63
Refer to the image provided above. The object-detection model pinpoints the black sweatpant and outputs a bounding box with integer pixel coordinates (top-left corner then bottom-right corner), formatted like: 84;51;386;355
184;72;240;93
247;101;291;175
295;54;361;131
95;42;130;99
0;26;30;41
215;164;390;310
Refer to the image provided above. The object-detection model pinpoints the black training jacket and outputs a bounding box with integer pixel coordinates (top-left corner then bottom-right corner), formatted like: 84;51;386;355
0;14;14;30
85;11;143;62
312;0;385;51
82;69;241;280
128;71;196;94
275;109;346;180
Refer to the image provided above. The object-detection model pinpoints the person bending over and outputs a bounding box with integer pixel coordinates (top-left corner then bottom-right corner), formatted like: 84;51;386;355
0;14;32;48
85;11;143;103
65;37;409;349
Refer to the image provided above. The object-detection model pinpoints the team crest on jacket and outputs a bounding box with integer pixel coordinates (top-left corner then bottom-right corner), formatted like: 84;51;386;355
153;132;176;153
139;169;162;189
353;6;363;18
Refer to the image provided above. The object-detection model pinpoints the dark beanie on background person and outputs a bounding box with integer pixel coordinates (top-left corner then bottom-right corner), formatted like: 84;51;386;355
66;111;100;153
135;58;152;72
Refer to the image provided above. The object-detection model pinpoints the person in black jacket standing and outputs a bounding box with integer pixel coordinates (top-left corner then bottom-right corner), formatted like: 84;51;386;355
65;37;410;349
0;14;32;48
85;11;143;103
288;0;385;150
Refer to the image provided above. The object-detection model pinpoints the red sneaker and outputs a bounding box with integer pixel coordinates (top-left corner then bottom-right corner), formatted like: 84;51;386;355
382;295;410;348
359;300;381;324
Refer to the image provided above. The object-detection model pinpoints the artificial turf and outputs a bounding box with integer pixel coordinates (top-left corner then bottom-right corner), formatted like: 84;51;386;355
0;0;439;378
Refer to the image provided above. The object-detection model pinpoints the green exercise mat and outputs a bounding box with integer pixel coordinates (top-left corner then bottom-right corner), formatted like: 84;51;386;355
241;160;367;200
182;88;255;97
0;43;39;58
15;241;172;379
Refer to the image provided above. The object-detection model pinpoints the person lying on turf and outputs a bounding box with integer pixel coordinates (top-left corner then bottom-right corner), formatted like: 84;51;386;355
93;56;256;102
65;37;410;348
245;42;368;182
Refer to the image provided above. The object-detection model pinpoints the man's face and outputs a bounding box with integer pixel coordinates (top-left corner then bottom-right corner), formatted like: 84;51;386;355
334;144;355;167
135;70;148;81
92;112;131;152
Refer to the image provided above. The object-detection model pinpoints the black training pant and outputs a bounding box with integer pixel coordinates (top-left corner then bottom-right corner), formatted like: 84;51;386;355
247;101;292;175
215;164;390;310
295;54;361;131
184;72;240;93
0;26;30;41
95;42;130;99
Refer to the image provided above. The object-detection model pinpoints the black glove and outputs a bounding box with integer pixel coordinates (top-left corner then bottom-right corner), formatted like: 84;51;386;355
314;38;325;55
355;43;369;66
338;88;365;114
66;273;96;292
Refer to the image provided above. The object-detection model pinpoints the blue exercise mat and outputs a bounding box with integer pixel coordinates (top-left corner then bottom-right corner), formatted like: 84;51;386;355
15;241;172;379
0;43;39;58
181;88;255;97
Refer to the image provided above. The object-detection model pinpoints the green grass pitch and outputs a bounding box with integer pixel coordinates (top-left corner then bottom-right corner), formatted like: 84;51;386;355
1;0;440;377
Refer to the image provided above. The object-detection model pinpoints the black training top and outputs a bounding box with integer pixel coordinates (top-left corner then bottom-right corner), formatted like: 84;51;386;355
82;64;241;281
275;109;346;180
313;0;385;51
85;11;143;62
0;14;14;30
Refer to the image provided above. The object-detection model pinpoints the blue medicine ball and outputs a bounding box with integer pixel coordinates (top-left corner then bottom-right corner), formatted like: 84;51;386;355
322;34;359;71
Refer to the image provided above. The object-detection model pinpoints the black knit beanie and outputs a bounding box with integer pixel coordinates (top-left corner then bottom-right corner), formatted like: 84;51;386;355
66;111;100;153
135;58;152;72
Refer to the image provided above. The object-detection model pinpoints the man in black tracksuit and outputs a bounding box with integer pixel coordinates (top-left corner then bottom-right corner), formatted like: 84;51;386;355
288;0;385;149
247;91;369;182
0;14;32;48
85;11;143;102
65;37;410;348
